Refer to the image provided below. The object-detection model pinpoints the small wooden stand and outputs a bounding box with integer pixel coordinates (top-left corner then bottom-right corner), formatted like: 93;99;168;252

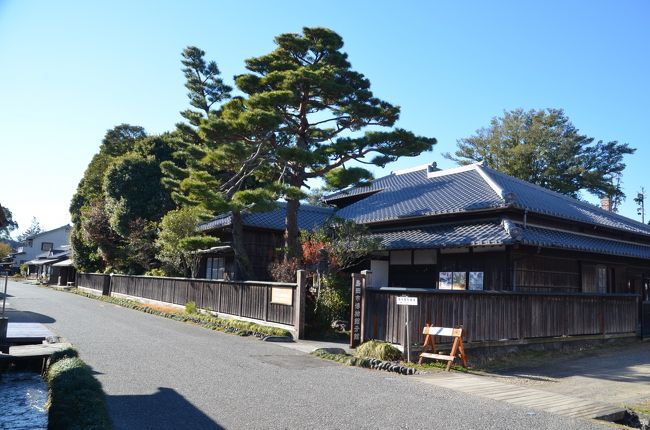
418;324;468;371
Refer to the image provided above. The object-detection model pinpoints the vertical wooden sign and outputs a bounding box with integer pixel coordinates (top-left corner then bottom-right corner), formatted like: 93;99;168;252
350;273;363;348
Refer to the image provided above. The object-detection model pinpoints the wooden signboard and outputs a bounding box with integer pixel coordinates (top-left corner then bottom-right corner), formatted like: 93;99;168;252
350;274;363;348
271;287;293;306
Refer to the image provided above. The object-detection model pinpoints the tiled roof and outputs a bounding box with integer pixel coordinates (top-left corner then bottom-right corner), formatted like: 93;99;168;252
482;166;650;236
332;167;503;223
199;202;335;233
516;223;650;260
369;217;650;260
372;221;511;250
326;163;650;238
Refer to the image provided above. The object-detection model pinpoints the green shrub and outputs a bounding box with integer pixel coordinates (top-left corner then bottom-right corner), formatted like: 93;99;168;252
145;268;166;277
306;275;351;336
47;357;112;429
354;340;402;361
49;347;79;365
185;301;197;314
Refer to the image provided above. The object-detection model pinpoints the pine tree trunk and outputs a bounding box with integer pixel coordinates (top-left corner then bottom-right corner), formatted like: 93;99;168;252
231;209;255;280
284;198;302;261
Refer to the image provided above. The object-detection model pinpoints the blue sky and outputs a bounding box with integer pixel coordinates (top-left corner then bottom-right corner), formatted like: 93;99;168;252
1;1;648;235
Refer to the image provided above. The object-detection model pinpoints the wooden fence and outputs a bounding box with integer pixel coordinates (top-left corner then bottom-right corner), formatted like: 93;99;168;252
76;273;111;295
364;288;639;345
76;272;305;337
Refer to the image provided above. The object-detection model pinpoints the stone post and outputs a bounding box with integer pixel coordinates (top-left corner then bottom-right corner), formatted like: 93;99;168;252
294;270;307;340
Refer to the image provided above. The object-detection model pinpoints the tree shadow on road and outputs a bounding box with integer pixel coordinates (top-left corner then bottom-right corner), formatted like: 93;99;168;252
490;341;650;384
4;309;55;323
107;387;225;430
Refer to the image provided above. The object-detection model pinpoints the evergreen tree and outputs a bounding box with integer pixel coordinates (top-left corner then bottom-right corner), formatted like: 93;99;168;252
17;217;43;242
70;126;178;273
163;46;276;280
447;108;635;207
156;206;218;277
225;27;437;259
0;205;18;239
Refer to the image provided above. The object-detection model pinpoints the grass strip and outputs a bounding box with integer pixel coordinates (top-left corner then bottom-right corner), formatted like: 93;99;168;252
47;348;112;430
68;288;292;338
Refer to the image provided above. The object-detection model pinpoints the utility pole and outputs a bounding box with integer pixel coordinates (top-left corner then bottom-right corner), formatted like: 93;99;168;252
634;188;646;224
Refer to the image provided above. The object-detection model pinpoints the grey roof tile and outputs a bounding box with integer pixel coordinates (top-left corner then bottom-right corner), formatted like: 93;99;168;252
481;166;650;237
517;223;650;260
199;202;335;233
372;221;511;250
326;163;650;238
334;168;503;223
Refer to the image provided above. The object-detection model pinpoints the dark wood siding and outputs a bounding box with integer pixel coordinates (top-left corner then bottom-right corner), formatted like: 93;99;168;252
242;229;284;281
364;289;638;344
78;274;297;326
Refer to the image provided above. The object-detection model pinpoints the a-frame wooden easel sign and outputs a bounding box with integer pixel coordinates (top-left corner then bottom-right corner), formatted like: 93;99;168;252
418;324;469;371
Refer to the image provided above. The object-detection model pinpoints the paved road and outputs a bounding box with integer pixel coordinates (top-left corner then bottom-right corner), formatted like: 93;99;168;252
4;281;610;430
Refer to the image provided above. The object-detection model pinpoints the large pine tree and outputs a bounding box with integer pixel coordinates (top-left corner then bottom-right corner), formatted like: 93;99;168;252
224;27;437;259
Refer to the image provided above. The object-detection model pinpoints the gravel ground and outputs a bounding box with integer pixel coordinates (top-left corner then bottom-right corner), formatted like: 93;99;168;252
4;281;613;430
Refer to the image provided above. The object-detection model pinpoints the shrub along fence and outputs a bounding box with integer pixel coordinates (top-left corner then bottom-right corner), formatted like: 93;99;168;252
76;272;306;338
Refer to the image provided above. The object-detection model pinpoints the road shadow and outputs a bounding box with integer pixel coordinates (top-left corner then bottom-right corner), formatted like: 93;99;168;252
4;309;56;323
494;341;650;384
107;387;224;430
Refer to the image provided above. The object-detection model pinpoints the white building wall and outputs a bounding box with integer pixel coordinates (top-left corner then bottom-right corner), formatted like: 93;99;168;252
14;225;71;267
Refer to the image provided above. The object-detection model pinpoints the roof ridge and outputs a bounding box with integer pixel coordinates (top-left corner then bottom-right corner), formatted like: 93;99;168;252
423;163;478;179
27;224;71;239
474;164;507;201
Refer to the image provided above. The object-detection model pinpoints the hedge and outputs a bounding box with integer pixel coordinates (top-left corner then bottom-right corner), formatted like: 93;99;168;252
47;348;112;430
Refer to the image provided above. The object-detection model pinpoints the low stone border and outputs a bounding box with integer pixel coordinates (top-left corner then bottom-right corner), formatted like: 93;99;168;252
311;348;418;375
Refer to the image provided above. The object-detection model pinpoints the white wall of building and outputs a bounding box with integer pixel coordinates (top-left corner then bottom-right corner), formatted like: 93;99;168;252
14;225;71;267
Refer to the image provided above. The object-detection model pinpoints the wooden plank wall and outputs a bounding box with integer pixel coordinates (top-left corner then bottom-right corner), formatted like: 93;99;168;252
364;290;638;345
513;254;581;292
78;273;296;326
76;273;109;292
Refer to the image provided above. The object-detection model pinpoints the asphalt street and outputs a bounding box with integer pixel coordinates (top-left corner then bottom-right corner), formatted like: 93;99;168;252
3;281;611;430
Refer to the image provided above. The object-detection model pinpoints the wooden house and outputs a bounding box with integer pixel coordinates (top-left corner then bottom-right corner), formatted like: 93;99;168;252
198;202;334;280
324;162;650;343
198;163;649;343
325;162;650;297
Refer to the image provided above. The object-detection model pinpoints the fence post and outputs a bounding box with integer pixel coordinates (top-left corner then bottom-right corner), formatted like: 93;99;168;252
102;274;111;296
360;270;371;343
294;270;307;340
238;284;244;317
263;286;269;322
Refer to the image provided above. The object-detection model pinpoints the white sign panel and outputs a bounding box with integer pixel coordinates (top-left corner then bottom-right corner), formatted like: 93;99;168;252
396;296;418;306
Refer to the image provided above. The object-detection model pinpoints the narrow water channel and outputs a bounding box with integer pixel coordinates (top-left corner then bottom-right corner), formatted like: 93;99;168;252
0;371;48;430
